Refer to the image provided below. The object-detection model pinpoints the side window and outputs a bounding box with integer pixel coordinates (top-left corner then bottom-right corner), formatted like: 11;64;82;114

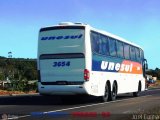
91;32;100;54
99;35;103;55
116;41;124;58
123;43;130;59
109;38;117;57
140;49;144;60
100;35;109;56
135;47;141;62
130;46;136;60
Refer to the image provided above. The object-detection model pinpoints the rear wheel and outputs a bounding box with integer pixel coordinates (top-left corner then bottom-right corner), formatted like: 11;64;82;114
101;84;109;102
110;82;117;101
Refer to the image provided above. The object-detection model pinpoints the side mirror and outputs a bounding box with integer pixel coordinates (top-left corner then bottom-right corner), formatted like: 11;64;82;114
146;63;148;70
144;59;148;70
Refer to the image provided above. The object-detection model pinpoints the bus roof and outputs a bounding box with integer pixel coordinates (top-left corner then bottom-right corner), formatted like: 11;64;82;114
40;22;143;50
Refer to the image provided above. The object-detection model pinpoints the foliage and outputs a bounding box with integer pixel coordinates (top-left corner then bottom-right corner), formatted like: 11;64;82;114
0;58;37;81
146;68;160;80
0;57;38;91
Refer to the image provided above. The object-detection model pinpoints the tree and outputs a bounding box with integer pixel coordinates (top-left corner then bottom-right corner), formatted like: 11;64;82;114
0;57;38;91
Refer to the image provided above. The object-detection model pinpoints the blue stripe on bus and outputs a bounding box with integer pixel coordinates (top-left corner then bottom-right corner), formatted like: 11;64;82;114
92;54;123;72
92;60;118;72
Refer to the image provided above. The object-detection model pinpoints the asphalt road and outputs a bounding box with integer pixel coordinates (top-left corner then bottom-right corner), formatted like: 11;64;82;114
0;88;160;120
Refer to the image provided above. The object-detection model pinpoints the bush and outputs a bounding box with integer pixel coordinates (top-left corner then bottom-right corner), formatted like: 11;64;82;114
4;79;38;92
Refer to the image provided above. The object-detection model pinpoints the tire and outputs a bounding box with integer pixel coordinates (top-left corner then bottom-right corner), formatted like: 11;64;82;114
110;83;117;101
133;82;141;97
101;84;109;102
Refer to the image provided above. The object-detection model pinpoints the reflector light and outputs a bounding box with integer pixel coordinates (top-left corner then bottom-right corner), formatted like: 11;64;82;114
84;69;90;81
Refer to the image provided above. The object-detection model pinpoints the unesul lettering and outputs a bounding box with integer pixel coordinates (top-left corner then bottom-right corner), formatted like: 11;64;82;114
101;61;133;72
41;34;83;40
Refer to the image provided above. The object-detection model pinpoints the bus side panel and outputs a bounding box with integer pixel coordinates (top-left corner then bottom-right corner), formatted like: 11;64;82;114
91;54;144;95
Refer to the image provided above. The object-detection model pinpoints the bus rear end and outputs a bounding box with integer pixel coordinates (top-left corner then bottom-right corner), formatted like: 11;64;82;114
37;24;88;95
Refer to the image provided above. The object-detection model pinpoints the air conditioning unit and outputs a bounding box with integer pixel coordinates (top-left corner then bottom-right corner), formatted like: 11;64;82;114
58;22;74;25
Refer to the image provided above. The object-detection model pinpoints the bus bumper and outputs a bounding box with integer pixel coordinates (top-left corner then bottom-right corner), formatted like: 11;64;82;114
38;82;87;95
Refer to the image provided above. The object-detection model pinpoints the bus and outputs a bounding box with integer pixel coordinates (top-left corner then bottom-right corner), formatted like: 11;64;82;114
37;22;148;102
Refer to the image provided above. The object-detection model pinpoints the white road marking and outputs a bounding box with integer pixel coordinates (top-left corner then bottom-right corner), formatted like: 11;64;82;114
17;94;153;119
123;110;131;114
7;115;30;119
44;95;152;113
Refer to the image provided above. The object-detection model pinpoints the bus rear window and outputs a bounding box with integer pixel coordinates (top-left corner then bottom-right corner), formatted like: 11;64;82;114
40;53;85;59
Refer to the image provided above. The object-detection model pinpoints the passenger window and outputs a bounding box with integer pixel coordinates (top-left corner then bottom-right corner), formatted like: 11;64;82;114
116;41;124;58
135;47;141;62
100;35;109;56
140;49;144;60
124;43;130;59
109;38;117;57
91;32;100;54
99;37;103;54
130;46;136;60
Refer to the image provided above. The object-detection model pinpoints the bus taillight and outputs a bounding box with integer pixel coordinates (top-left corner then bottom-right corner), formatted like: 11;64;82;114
84;69;90;81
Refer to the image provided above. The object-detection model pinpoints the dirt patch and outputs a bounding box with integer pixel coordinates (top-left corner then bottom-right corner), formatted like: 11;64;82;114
0;90;37;96
148;80;160;89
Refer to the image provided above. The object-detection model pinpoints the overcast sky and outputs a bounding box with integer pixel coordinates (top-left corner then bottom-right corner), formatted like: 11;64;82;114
0;0;160;69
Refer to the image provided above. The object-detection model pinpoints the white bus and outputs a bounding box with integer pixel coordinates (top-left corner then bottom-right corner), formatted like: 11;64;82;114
37;22;148;102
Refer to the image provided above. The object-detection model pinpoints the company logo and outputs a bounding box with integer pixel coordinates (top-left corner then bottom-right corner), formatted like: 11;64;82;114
41;34;83;41
101;61;133;72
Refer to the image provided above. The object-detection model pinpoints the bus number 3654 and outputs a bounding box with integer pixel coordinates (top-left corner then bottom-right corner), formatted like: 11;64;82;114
53;61;70;67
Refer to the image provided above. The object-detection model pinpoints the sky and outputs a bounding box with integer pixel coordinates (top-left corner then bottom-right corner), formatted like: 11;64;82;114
0;0;160;69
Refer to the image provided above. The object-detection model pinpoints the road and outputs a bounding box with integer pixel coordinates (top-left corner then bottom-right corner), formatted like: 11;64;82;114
0;88;160;120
